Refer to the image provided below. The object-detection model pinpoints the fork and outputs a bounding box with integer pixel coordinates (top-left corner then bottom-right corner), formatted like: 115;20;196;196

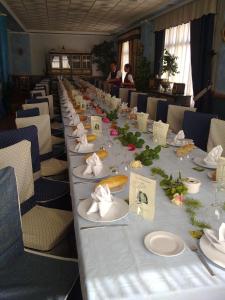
190;246;215;276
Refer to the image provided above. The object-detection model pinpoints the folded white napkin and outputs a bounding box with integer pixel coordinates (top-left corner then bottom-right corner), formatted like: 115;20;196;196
83;153;103;176
87;185;113;217
72;122;87;137
69;113;80;126
121;102;128;110
74;134;94;152
131;107;137;114
204;223;225;254
204;145;223;165
174;130;185;143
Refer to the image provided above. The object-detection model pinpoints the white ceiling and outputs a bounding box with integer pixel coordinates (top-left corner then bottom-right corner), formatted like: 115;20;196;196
3;0;186;34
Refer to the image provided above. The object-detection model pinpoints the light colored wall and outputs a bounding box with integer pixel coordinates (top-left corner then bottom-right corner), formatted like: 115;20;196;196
29;33;111;76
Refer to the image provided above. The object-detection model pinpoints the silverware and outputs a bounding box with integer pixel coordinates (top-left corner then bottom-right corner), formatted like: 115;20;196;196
80;224;128;230
190;246;215;276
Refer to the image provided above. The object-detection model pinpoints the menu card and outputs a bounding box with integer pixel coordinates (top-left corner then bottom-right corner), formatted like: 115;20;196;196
129;172;156;221
91;116;102;135
216;157;225;184
153;121;169;146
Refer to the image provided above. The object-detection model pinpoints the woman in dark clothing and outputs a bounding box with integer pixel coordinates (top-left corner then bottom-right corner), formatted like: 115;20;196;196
122;63;135;88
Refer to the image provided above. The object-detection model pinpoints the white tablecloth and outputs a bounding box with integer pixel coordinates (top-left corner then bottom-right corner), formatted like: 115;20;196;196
61;99;225;300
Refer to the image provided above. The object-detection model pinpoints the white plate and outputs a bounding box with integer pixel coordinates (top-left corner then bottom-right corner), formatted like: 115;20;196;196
144;231;185;257
193;157;217;169
77;197;129;222
73;165;110;180
167;139;193;147
200;234;225;269
69;145;99;154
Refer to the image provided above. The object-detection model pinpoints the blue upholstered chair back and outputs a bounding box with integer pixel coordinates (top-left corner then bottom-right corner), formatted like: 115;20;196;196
16;108;40;118
26;98;49;106
0;126;41;174
128;90;134;107
0;167;23;268
156;100;169;123
111;86;120;98
137;94;148;113
182;111;217;151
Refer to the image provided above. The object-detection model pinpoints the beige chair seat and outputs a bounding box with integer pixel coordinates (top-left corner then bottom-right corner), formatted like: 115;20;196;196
22;206;73;251
41;158;67;177
207;118;225;156
167;105;196;133
51;135;64;145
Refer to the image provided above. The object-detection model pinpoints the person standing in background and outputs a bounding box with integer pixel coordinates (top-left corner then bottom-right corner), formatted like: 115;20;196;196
122;63;135;88
104;61;122;93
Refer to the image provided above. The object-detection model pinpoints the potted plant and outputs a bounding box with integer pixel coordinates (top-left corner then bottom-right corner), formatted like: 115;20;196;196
91;41;116;78
135;44;151;92
161;49;179;91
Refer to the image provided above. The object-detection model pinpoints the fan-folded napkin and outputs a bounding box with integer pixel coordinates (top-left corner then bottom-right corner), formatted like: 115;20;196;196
83;153;103;176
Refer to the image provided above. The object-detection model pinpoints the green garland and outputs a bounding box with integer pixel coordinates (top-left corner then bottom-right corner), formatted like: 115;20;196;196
151;167;211;238
135;145;161;166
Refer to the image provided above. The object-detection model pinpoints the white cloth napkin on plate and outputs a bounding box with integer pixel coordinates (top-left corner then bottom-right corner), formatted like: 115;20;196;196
131;107;137;114
121;102;128;110
74;134;94;152
204;145;223;165
174;130;185;143
83;153;103;176
204;223;225;253
72;122;87;137
87;185;113;217
69;113;80;126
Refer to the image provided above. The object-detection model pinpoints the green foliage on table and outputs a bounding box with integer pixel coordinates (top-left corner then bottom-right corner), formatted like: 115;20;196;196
117;124;130;135
184;199;211;229
151;167;188;199
117;131;145;148
91;41;116;78
162;49;179;79
106;109;118;121
135;145;161;166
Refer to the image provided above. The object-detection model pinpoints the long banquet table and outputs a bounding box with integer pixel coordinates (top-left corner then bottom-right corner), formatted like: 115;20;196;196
61;90;225;300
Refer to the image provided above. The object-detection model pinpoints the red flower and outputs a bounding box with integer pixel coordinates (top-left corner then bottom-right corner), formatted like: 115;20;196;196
128;144;136;151
103;117;110;123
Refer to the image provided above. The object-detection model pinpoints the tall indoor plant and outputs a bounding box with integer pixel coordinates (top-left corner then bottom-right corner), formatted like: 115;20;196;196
135;44;151;92
162;49;179;80
91;41;116;78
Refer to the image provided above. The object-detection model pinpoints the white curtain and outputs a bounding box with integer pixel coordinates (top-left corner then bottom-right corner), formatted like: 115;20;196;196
120;41;129;81
163;22;193;101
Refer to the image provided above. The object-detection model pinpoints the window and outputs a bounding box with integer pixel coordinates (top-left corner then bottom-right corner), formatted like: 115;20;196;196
163;23;193;101
51;55;60;69
62;55;70;69
120;41;129;81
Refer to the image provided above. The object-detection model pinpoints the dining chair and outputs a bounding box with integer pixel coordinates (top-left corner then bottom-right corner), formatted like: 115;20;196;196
0;126;68;184
111;85;120;98
31;89;45;98
207;118;225;156
146;97;167;120
129;91;139;108
119;88;129;103
0;142;72;251
0;167;78;298
167;105;196;133
127;89;135;107
25;97;63;136
15;114;65;160
137;93;148;112
23;102;49;116
156;100;169;123
182;111;217;151
16;107;40;118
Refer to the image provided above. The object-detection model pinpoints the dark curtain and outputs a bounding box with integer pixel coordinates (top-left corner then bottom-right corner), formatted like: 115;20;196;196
154;30;165;77
190;14;215;112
